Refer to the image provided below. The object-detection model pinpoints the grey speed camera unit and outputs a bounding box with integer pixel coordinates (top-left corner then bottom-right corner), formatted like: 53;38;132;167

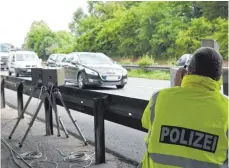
42;67;65;87
201;39;219;52
31;68;43;86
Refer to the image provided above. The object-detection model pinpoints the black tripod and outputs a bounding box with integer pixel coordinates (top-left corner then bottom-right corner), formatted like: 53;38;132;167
50;86;87;145
8;84;87;147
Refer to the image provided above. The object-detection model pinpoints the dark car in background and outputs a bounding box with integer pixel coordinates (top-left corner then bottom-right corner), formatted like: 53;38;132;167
46;54;67;67
176;54;192;66
62;52;128;89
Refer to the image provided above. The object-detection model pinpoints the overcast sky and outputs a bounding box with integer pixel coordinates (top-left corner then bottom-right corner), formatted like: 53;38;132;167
0;0;88;48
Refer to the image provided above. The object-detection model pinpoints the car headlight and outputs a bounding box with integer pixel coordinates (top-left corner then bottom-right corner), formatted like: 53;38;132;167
122;68;128;76
85;68;98;76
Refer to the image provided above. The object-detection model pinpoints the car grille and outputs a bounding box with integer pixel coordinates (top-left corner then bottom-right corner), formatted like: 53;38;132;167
99;69;122;75
101;75;122;81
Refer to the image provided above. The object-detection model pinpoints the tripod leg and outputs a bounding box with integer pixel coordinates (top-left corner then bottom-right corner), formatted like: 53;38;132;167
9;86;38;140
51;92;61;137
19;93;46;148
59;116;69;138
55;91;87;145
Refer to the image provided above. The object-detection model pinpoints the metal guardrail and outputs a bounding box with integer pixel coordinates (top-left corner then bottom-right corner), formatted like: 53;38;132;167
42;62;171;71
121;64;171;71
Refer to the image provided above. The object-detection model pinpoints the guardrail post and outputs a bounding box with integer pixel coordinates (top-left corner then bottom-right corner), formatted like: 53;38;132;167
1;78;5;108
17;82;24;118
44;89;53;135
93;97;107;164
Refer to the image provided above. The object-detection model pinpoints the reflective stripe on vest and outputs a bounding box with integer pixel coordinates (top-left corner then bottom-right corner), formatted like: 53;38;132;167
145;91;160;148
149;153;223;168
150;91;160;122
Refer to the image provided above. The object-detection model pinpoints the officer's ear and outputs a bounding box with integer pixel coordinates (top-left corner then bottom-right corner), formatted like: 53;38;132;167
187;65;193;75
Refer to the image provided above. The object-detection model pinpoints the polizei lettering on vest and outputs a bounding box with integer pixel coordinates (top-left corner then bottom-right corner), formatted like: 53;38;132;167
160;125;218;153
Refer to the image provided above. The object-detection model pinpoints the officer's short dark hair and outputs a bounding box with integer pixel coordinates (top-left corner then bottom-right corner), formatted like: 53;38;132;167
188;47;223;81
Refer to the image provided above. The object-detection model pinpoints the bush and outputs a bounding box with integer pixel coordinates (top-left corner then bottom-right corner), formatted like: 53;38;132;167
119;56;134;64
167;58;177;66
136;55;156;69
128;69;170;80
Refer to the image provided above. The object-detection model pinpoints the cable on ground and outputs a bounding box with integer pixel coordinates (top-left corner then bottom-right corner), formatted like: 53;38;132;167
1;86;58;168
48;84;95;168
55;146;95;168
1;137;32;168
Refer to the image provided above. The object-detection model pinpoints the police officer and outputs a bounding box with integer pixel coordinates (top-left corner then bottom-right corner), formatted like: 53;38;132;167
139;47;228;168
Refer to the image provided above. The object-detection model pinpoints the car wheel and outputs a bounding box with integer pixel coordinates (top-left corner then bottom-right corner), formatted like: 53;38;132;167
8;71;12;76
15;69;19;77
116;85;125;89
15;72;19;77
77;73;86;89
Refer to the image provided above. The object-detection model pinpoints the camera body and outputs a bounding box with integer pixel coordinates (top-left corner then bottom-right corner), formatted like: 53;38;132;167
42;67;65;87
31;68;43;86
31;67;65;87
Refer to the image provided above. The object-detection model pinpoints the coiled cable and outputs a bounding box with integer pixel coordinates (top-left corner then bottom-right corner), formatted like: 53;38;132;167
55;147;95;168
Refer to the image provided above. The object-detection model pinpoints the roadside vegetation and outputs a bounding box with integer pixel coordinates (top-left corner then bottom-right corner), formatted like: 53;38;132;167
127;56;224;84
22;1;228;80
128;70;170;80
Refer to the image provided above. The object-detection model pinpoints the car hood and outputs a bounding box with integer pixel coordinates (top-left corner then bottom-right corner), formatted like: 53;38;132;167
83;64;123;74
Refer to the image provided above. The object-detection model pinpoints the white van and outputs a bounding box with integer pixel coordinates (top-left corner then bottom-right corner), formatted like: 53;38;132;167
8;51;42;77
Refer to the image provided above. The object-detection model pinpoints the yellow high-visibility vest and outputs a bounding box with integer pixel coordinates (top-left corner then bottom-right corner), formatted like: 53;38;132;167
140;75;228;168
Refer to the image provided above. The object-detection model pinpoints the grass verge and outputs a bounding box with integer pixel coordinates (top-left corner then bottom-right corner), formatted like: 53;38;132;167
128;69;223;85
128;70;170;80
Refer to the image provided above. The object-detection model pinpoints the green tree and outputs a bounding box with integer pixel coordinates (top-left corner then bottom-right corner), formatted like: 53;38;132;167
213;18;228;60
193;1;228;20
24;21;53;58
175;17;214;55
24;1;228;61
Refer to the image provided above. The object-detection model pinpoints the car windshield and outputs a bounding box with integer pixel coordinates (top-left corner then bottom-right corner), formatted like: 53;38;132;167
49;55;57;61
16;54;37;61
56;55;66;61
78;53;113;65
0;44;9;53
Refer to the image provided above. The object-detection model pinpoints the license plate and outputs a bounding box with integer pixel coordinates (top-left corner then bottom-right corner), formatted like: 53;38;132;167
106;76;119;81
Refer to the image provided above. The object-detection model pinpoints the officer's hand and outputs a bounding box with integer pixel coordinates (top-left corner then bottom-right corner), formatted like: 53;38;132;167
174;68;187;86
